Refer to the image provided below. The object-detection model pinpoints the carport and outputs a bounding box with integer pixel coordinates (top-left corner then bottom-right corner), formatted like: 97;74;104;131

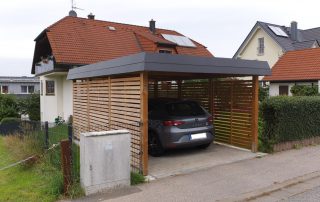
67;52;270;175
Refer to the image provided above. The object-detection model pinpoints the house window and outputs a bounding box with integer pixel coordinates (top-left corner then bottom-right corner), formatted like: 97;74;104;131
21;85;28;93
279;85;288;95
1;86;8;94
46;80;55;95
159;50;172;54
28;86;35;94
40;80;43;95
257;37;264;55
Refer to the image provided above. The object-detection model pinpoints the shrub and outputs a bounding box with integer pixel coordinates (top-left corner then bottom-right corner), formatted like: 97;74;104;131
0;94;19;121
18;93;40;121
260;96;320;152
290;85;318;96
259;86;269;102
0;117;22;135
131;172;145;185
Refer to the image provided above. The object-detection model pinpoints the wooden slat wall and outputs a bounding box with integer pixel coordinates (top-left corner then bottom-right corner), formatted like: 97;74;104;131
73;75;143;172
213;79;253;149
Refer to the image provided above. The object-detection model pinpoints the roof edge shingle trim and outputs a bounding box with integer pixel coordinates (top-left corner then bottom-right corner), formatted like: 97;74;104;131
67;52;270;80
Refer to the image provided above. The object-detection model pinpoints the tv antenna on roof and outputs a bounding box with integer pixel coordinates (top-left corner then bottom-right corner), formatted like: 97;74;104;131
69;0;84;17
71;0;84;11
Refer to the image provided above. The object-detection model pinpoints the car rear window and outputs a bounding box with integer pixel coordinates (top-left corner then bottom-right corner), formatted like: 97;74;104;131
165;101;205;116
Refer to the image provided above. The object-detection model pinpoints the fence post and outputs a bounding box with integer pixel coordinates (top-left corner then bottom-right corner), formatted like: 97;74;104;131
68;124;73;172
61;139;72;194
45;121;49;149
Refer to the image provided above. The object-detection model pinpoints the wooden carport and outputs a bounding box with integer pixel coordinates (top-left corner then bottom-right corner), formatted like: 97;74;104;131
67;52;270;175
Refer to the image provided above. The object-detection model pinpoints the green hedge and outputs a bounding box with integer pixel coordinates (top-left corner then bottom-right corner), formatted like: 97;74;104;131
290;85;318;96
260;96;320;152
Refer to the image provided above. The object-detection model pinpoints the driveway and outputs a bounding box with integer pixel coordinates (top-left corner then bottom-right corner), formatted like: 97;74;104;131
148;143;260;179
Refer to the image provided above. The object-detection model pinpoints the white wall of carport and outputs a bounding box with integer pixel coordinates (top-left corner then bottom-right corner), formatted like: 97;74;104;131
269;81;318;96
40;74;73;122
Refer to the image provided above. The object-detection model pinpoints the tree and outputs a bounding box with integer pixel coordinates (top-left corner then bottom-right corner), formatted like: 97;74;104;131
19;93;40;121
0;94;19;121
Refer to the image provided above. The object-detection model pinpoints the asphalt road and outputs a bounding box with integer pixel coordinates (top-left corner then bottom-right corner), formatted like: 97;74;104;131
287;185;320;202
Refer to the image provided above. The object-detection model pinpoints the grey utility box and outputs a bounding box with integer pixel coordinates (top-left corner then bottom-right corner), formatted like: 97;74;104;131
80;130;131;195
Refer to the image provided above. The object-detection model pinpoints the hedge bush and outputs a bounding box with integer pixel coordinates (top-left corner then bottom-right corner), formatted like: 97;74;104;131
290;85;318;96
0;94;19;121
260;96;320;152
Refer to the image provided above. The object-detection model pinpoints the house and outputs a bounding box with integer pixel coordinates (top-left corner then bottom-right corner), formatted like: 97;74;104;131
31;12;213;122
263;48;320;96
0;76;39;98
233;21;320;68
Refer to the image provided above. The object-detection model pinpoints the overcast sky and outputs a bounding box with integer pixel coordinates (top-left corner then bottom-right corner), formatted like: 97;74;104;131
0;0;319;76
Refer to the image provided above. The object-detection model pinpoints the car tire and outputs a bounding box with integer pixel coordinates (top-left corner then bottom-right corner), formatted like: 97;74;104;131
197;142;211;149
148;132;165;157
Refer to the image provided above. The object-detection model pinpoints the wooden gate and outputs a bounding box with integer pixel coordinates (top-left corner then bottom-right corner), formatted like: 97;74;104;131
73;73;148;173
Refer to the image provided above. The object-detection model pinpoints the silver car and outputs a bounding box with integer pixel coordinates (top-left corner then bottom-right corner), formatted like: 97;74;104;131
148;98;214;156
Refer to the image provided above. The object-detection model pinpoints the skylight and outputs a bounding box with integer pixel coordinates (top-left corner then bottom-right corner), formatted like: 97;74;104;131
162;34;196;47
268;25;288;37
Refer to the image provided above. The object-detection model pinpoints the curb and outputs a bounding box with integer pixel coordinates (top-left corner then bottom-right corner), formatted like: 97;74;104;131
219;170;320;202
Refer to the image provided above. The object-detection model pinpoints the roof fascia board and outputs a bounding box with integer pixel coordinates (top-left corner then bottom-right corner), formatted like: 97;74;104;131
67;52;271;80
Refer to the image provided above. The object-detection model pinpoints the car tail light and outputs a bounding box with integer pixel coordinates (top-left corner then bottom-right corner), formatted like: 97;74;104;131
163;120;185;126
207;116;213;124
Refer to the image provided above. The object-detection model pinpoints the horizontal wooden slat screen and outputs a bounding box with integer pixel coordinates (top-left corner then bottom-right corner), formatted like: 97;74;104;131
213;79;253;149
73;75;143;172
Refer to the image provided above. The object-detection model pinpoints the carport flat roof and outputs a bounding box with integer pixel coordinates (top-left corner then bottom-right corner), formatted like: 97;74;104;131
67;52;270;80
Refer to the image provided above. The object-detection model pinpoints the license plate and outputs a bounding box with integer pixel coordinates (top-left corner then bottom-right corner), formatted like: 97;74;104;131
191;133;207;140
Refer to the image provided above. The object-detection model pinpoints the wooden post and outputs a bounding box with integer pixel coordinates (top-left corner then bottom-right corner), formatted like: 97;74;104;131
140;72;149;175
230;81;234;145
154;80;158;98
177;80;182;99
44;121;49;149
86;79;90;131
61;139;72;194
208;79;213;116
108;77;111;130
251;76;259;152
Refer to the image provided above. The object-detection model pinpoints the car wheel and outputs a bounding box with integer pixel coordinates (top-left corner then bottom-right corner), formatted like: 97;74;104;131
197;143;211;149
148;132;165;157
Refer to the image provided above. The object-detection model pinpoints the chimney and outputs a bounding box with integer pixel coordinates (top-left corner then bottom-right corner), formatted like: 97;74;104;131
149;19;156;34
69;10;77;17
88;13;95;20
290;21;298;41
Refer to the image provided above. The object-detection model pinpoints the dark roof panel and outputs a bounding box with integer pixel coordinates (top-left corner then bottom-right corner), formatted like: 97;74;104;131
67;52;270;80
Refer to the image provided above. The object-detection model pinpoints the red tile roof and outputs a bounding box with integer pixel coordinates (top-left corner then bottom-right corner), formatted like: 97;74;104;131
263;48;320;81
37;16;213;66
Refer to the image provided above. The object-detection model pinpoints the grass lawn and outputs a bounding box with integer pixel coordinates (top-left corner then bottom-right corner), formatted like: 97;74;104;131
0;137;63;202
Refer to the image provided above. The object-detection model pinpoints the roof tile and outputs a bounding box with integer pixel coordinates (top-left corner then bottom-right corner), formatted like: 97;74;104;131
263;48;320;81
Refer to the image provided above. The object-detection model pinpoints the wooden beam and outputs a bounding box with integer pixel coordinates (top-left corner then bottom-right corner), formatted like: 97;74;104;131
177;80;182;99
251;76;259;152
154;80;158;98
140;72;149;175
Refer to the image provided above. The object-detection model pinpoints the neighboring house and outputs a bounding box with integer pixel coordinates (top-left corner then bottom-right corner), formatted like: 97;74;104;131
0;76;39;98
233;21;320;68
31;12;213;122
263;48;320;96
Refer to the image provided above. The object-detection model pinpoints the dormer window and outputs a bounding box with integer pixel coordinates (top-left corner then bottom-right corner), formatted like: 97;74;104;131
257;37;264;55
159;50;172;54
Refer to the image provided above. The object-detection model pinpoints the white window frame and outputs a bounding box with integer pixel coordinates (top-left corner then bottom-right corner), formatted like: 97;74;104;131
257;37;265;55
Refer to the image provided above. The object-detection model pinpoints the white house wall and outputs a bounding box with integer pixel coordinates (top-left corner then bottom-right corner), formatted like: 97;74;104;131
269;82;318;96
40;74;73;123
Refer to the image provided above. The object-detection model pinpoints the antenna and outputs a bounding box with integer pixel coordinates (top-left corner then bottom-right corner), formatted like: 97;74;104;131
71;0;84;11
